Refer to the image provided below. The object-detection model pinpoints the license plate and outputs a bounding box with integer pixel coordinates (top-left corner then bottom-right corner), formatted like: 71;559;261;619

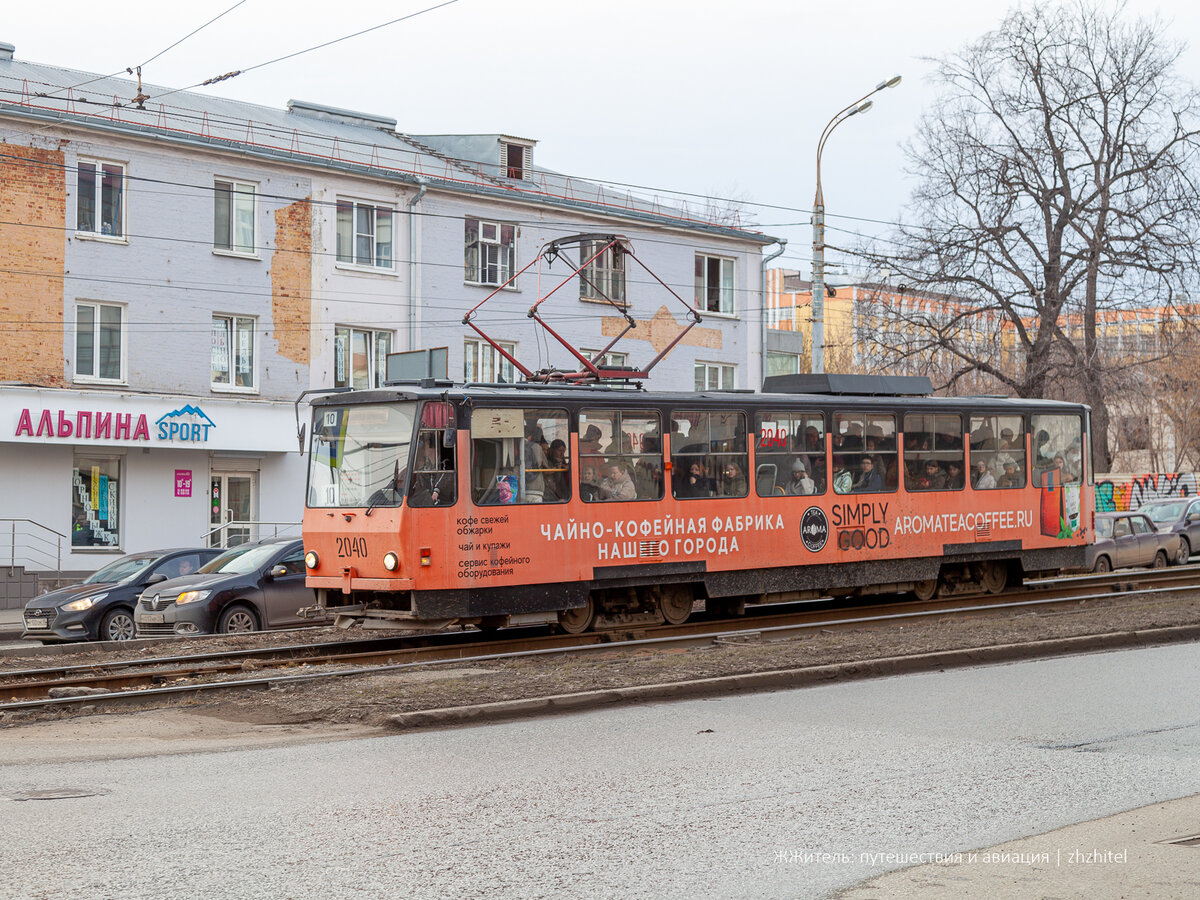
141;613;164;625
24;619;49;629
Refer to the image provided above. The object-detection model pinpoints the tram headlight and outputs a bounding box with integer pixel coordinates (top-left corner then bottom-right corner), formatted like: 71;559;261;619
304;550;319;570
383;552;399;572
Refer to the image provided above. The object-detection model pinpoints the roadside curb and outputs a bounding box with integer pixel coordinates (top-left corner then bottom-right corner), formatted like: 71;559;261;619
386;623;1200;731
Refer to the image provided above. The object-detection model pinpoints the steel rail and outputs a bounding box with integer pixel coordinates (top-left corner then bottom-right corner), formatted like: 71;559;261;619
9;562;1198;685
4;573;1200;713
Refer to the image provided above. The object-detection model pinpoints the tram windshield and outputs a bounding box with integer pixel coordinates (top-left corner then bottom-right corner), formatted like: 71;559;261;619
307;402;416;508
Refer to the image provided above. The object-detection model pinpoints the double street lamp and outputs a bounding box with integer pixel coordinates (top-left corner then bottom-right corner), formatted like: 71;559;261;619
811;75;901;374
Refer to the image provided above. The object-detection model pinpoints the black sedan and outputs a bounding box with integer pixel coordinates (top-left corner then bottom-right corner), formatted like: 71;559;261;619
134;538;316;637
1137;498;1200;565
22;548;221;642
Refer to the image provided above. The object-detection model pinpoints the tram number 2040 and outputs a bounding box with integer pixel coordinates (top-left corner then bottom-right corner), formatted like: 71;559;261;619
336;537;368;559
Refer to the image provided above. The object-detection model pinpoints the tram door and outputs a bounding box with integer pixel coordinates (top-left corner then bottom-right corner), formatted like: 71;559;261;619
210;473;256;547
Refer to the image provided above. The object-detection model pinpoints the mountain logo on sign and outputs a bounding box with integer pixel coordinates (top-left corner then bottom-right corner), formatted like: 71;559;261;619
156;405;216;443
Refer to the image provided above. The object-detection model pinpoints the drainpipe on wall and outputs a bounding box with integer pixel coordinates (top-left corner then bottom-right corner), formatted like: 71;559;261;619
407;179;428;351
760;239;788;389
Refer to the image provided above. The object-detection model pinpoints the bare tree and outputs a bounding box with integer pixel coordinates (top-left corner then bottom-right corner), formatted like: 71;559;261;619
1144;309;1200;471
864;1;1200;469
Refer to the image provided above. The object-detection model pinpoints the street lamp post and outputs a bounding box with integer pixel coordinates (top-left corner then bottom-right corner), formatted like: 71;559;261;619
812;75;901;374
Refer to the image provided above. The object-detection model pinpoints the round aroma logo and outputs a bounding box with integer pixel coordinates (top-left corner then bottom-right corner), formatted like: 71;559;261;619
800;506;829;552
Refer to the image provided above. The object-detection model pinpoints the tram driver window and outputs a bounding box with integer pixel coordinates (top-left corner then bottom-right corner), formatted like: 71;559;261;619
755;411;825;496
1031;414;1083;485
671;410;748;499
408;401;457;507
969;414;1025;490
903;413;965;491
579;410;662;502
470;407;569;505
832;413;896;494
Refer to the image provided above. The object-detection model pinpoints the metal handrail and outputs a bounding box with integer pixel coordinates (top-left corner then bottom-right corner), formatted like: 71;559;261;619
202;520;301;548
2;518;66;576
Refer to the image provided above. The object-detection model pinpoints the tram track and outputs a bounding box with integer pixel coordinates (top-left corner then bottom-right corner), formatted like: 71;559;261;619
4;564;1200;713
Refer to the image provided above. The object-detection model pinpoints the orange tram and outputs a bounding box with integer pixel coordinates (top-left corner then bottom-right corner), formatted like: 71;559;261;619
300;373;1093;633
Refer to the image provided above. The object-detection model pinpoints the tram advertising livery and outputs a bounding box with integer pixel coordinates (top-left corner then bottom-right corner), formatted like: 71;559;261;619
300;374;1093;633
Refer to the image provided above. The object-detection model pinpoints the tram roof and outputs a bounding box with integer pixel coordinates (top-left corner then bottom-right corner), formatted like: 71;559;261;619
309;381;1089;413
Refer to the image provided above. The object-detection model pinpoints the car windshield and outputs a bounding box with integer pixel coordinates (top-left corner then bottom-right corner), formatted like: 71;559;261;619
82;555;156;585
198;543;289;575
1095;518;1114;539
1141;501;1186;524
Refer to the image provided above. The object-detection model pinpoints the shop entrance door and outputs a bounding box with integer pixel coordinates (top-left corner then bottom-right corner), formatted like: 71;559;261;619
210;473;256;547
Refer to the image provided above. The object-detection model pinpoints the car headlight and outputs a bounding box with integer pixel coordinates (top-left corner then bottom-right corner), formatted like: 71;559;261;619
63;593;108;612
176;590;211;606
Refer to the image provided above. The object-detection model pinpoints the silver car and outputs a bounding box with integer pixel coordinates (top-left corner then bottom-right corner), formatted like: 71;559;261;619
1090;512;1183;572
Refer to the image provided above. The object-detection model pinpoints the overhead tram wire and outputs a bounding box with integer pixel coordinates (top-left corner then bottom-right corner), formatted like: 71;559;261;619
0;79;906;236
147;0;461;103
0;146;790;266
18;0;250;105
0;212;778;307
137;1;250;69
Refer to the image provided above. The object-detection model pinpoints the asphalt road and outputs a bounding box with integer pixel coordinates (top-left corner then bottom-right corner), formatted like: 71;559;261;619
3;642;1200;899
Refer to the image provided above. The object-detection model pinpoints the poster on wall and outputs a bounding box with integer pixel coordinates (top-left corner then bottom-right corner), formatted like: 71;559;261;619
175;469;192;498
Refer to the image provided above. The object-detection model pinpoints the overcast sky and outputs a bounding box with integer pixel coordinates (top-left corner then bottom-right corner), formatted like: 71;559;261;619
5;0;1200;278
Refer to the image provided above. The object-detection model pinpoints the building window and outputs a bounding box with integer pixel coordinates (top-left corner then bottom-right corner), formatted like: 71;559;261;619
465;219;516;286
211;315;256;389
336;200;393;268
72;455;121;548
579;239;626;305
334;326;393;388
695;361;735;391
695;254;734;315
502;142;531;180
581;349;629;368
765;351;801;377
464;339;516;383
214;179;256;255
77;159;125;237
75;302;124;382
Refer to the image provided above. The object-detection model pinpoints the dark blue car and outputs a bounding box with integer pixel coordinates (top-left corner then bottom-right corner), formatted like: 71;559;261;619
22;548;222;642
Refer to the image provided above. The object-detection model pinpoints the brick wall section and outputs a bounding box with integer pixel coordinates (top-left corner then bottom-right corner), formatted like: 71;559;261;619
0;144;66;384
271;197;312;364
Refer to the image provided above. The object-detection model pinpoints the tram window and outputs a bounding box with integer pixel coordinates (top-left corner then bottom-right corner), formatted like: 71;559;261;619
470;407;569;505
755;411;825;496
1031;414;1083;485
579;410;662;502
969;414;1025;490
408;401;457;507
308;402;415;509
671;410;749;499
903;413;965;491
832;413;896;494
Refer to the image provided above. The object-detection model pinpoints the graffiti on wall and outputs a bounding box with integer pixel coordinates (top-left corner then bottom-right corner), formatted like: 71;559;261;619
1095;473;1198;512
